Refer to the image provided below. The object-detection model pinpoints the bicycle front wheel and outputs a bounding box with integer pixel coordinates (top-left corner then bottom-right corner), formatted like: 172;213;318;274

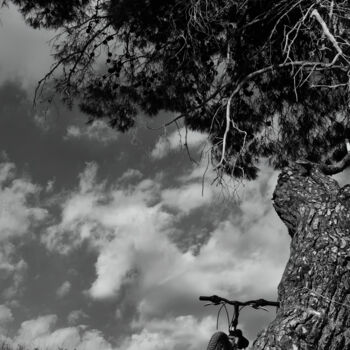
206;331;232;350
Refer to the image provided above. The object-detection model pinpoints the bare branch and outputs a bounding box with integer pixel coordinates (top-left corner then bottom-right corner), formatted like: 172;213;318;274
311;9;343;56
146;114;185;131
310;83;348;89
215;94;233;168
184;124;199;165
214;54;344;170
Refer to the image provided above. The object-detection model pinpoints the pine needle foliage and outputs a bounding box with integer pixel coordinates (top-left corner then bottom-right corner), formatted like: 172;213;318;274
7;0;350;179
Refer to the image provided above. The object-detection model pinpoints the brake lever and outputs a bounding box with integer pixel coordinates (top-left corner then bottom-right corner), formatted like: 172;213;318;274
204;303;213;307
204;302;221;306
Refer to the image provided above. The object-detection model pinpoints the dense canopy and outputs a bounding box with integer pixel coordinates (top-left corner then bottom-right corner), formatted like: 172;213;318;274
7;0;350;179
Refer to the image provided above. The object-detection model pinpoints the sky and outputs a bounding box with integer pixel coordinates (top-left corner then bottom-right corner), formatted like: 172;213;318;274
1;3;348;350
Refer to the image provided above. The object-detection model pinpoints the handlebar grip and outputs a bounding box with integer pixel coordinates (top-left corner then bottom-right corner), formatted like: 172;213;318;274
199;295;222;304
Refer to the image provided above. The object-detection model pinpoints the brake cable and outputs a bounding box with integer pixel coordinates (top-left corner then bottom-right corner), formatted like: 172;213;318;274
216;302;231;330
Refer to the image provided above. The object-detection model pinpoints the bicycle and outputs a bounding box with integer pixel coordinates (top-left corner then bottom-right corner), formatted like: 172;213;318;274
199;295;279;350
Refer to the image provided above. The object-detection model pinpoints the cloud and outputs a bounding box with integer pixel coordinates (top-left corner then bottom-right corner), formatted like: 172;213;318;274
151;128;208;159
0;305;13;324
65;120;119;144
118;169;143;183
33;111;53;132
45;179;55;193
0;305;13;334
56;281;71;299
17;315;58;341
42;161;289;348
67;310;89;326
0;161;47;299
121;316;214;350
0;162;48;241
43;162;226;300
161;183;213;214
0;250;28;300
15;315;113;350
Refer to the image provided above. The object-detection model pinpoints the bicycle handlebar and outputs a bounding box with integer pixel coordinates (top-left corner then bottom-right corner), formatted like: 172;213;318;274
199;295;279;308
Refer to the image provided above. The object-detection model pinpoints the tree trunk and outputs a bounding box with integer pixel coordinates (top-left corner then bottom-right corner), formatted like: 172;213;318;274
253;163;350;350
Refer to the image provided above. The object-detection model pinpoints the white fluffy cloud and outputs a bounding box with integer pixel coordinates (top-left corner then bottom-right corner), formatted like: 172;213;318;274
17;315;58;341
0;248;28;300
0;161;47;299
121;316;214;350
67;310;89;326
15;315;113;350
0;162;47;240
161;183;213;214
0;305;13;334
0;151;291;349
42;160;289;347
0;305;13;324
118;169;143;183
56;281;72;298
65;120;119;144
151;128;208;159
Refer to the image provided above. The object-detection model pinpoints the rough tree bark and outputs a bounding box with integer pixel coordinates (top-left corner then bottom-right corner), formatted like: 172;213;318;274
253;163;350;350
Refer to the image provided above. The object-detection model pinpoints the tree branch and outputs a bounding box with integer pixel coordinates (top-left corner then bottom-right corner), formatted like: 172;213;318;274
215;94;233;168
214;56;343;170
311;9;342;56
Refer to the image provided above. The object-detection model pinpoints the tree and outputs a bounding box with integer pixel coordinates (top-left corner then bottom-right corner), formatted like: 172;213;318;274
7;0;350;348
